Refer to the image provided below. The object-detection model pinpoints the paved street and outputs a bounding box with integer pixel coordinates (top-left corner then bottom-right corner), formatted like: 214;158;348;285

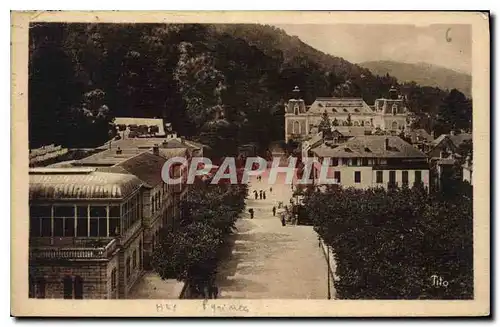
215;171;333;299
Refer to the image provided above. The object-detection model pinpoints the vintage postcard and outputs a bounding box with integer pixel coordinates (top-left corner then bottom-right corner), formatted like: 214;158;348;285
11;11;490;317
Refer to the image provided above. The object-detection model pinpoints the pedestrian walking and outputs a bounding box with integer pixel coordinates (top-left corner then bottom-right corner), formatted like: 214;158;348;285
272;206;276;216
281;214;286;226
263;191;267;200
249;208;254;219
269;187;273;193
259;190;263;200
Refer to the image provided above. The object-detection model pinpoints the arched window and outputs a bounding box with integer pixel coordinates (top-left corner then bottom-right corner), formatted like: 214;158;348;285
391;121;398;130
63;275;73;299
392;104;398;115
294;105;299;115
353;121;359;126
74;275;83;299
293;121;301;134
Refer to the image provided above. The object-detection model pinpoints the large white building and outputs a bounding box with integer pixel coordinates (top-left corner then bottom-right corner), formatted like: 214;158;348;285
285;86;410;142
309;135;430;190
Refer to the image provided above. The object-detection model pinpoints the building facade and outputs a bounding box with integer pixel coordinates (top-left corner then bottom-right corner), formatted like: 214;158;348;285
29;168;145;299
309;135;430;190
29;136;193;299
285;86;410;142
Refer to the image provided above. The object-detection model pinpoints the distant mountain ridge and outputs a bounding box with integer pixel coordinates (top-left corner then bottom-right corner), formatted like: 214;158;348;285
359;60;471;98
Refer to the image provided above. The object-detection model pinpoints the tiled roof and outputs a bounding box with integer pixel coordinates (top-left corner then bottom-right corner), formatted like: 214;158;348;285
309;133;324;146
332;126;371;137
184;140;210;149
75;148;146;166
97;138;169;150
408;129;434;143
162;139;191;149
114;152;166;188
311;135;427;158
449;133;472;147
29;169;143;200
308;97;374;115
432;133;472;147
158;148;189;159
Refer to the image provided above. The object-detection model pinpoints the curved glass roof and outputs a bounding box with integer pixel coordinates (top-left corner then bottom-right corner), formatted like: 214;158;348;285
29;170;143;200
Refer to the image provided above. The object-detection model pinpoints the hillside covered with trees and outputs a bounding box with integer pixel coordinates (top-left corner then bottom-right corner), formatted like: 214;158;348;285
29;23;472;152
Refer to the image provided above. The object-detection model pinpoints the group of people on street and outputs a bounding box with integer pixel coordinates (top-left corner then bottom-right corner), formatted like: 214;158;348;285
253;189;271;200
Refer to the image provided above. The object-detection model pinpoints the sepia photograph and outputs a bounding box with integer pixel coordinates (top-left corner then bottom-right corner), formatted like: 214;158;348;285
11;11;490;317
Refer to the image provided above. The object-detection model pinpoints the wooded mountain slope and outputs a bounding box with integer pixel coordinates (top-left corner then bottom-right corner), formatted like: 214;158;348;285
29;23;471;152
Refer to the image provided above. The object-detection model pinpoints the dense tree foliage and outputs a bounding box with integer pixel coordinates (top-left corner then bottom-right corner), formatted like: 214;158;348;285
29;23;472;151
304;184;473;299
151;182;248;292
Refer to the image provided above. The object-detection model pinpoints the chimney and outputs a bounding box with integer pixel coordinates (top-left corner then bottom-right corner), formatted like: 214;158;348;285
153;144;159;156
116;147;122;155
385;138;389;150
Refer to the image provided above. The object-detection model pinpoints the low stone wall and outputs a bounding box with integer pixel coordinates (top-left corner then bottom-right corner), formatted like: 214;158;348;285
318;236;339;297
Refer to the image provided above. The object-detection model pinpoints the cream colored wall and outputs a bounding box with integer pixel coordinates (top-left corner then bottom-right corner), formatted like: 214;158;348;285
370;169;430;189
333;166;373;188
317;161;430;190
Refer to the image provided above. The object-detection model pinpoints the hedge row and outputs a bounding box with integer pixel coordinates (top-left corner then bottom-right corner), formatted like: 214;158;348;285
304;183;473;299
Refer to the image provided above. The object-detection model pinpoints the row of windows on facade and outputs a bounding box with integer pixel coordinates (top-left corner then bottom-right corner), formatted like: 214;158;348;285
29;275;84;299
29;194;141;238
325;170;422;185
316;158;423;167
322;157;389;167
151;183;169;216
289;120;402;134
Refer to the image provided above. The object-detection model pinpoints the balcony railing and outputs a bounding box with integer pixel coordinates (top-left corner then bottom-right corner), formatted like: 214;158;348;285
30;238;118;260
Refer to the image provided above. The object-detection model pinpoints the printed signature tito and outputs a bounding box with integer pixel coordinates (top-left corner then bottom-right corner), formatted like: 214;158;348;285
430;275;449;288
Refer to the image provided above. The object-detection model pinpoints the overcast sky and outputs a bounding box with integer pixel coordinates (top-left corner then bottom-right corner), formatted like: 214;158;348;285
274;24;471;74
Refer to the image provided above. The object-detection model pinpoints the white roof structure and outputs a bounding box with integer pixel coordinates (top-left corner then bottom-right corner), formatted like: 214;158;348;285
113;117;167;136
